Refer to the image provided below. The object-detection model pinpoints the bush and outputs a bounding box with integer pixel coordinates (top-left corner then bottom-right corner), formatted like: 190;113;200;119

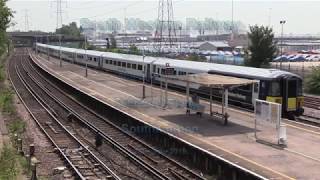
0;63;4;82
186;54;206;61
129;44;140;55
0;89;14;113
305;66;320;94
8;120;25;135
0;144;18;179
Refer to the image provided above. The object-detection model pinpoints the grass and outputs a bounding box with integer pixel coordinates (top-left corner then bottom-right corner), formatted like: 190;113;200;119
0;144;19;180
0;89;14;114
0;63;5;82
0;143;30;180
0;48;31;179
8;120;25;136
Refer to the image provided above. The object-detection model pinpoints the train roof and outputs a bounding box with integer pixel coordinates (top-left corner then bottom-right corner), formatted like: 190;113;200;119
36;43;301;80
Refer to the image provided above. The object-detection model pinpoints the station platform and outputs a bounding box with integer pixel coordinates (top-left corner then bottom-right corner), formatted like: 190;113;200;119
30;52;320;180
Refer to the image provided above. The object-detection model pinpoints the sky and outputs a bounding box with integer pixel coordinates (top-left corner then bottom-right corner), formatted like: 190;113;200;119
7;0;320;36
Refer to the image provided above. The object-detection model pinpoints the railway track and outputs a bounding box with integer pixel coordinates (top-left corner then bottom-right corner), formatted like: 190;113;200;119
9;49;120;179
304;95;320;110
23;50;206;179
296;114;320;126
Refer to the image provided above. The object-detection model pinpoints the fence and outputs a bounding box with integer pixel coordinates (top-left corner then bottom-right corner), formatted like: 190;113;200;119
272;62;320;79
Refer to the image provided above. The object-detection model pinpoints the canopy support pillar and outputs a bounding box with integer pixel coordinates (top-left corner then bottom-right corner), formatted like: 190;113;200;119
164;76;168;108
222;87;229;125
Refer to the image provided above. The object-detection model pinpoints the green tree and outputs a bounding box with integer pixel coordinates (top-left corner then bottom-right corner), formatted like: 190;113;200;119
245;25;277;67
56;22;81;37
0;0;13;55
129;44;139;55
306;67;320;94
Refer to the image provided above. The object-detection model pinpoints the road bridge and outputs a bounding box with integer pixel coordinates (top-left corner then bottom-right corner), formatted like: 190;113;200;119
8;32;84;47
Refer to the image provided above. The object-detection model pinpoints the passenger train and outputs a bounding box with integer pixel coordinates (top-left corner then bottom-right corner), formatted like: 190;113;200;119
35;43;304;118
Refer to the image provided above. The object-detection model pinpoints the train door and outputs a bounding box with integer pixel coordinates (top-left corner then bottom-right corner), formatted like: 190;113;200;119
98;56;102;69
73;52;76;64
146;64;151;80
283;77;298;113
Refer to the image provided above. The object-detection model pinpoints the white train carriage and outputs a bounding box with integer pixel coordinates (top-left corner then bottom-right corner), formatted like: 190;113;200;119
34;43;304;117
73;49;104;68
101;52;154;79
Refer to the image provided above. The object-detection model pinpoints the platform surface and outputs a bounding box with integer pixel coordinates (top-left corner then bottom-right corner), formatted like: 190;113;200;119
30;52;320;180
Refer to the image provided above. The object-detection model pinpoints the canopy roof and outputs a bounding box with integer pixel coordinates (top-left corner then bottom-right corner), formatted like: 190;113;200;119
166;73;258;88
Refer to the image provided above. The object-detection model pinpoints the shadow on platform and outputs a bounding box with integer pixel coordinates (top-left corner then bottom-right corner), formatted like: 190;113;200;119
159;113;255;137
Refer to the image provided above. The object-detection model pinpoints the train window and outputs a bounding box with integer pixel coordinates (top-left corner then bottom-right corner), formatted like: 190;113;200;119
138;65;143;70
127;63;131;68
117;61;121;66
122;62;126;67
104;60;108;64
89;57;92;61
93;57;97;62
113;61;116;65
157;68;160;74
288;80;297;97
109;60;112;64
269;81;280;96
161;69;165;74
153;65;156;72
132;64;137;69
178;71;186;75
239;85;251;91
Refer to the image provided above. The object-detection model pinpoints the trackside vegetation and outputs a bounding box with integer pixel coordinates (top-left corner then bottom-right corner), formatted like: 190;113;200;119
305;67;320;95
0;1;30;179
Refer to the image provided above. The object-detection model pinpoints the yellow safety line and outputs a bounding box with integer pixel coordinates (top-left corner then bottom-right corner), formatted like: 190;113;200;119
285;123;320;135
35;58;295;180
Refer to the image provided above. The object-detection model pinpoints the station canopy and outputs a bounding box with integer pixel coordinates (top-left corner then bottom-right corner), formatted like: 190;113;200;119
165;73;258;89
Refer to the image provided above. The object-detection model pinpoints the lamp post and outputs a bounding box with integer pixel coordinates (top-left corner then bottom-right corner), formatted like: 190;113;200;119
179;26;182;53
35;36;38;54
59;34;62;67
80;27;94;77
142;48;146;99
46;35;50;60
85;34;88;77
280;20;286;69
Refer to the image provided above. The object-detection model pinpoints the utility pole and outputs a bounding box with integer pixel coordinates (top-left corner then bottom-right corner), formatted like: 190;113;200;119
268;8;272;27
46;35;50;60
230;0;234;45
231;0;234;33
53;0;66;30
142;48;146;99
59;34;62;67
155;0;177;55
85;34;88;77
24;10;29;32
123;8;127;48
179;26;182;53
280;20;286;69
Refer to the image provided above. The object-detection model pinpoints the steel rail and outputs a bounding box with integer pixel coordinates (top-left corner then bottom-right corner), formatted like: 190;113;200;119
10;52;120;180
